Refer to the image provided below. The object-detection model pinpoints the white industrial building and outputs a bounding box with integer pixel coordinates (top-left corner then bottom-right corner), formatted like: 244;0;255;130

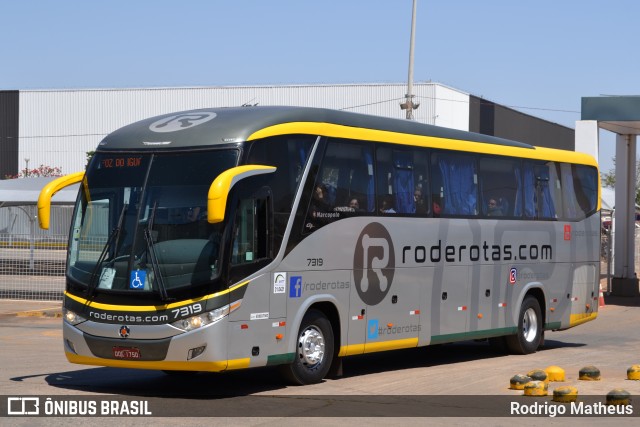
1;82;572;178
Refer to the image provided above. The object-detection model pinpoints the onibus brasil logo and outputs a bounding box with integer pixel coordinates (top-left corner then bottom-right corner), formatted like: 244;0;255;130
353;222;395;306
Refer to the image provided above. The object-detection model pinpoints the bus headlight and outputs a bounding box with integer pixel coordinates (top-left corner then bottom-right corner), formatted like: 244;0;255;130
171;304;230;332
207;304;230;323
63;308;87;325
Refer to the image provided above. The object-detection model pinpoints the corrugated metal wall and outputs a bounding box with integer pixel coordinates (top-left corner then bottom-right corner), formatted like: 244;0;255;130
468;95;574;150
17;83;468;174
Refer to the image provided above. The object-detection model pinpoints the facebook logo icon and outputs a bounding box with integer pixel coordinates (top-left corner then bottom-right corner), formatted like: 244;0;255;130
289;276;302;298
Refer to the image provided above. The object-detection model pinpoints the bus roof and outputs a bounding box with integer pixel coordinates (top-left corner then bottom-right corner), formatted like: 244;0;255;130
97;106;596;167
98;106;532;150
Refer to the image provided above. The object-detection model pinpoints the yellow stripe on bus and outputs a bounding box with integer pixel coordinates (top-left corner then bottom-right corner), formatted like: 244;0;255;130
338;344;365;357
64;280;250;312
338;338;419;357
364;338;419;353
569;312;598;327
247;122;598;167
65;352;251;372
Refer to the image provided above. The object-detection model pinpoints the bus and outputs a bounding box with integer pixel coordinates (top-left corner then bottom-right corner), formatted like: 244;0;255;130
38;106;600;385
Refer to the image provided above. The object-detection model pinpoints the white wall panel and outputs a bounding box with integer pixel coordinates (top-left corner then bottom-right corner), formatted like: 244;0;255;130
433;84;470;131
18;83;468;174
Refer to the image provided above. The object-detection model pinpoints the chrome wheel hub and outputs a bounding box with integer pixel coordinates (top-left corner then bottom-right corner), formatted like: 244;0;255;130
298;326;325;367
522;307;538;343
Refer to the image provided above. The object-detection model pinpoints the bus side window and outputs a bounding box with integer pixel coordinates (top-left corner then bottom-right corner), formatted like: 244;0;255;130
304;139;374;232
375;146;429;215
432;151;478;216
548;162;563;219
561;162;598;220
478;156;519;217
246;135;315;251
560;163;579;219
413;148;430;216
571;165;598;219
231;197;269;265
523;162;559;220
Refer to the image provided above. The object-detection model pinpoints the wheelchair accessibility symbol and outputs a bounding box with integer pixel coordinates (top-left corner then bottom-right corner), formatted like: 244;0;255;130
130;270;146;290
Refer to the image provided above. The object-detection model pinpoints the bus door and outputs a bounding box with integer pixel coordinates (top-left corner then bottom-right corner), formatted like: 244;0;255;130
362;268;422;352
350;231;421;352
431;266;470;343
469;265;506;336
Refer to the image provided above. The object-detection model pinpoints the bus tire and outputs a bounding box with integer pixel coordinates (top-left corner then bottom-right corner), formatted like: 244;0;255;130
281;309;334;385
506;295;543;355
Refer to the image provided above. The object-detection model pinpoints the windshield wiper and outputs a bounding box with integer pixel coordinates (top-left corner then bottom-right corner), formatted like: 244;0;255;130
142;201;173;302
86;203;128;298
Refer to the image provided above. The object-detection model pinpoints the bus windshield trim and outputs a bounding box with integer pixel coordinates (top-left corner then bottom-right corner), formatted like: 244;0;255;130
207;165;277;223
37;171;85;229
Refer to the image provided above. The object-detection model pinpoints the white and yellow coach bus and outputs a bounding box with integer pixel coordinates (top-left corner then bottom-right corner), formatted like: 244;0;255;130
38;106;600;385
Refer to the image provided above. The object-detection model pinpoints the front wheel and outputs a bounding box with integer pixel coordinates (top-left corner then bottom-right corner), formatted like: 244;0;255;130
505;296;543;355
280;309;334;385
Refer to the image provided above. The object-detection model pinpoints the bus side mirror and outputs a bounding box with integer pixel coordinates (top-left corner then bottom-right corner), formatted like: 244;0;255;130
207;165;276;224
37;172;85;230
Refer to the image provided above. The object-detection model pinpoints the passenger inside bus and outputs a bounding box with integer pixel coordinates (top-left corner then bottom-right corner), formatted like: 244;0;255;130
306;184;336;230
311;184;331;213
431;194;442;217
414;188;427;213
334;197;361;213
379;195;396;214
186;206;204;222
486;198;504;216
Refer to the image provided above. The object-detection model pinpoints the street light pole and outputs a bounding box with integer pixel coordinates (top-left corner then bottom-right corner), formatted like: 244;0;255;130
400;0;419;119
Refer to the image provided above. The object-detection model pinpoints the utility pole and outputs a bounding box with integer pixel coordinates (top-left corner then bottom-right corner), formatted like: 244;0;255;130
400;0;419;119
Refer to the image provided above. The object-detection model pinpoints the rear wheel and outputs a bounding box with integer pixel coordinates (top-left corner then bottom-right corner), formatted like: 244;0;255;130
506;295;543;354
280;309;334;385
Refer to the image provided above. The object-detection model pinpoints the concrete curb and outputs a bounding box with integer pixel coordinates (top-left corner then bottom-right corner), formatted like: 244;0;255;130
16;308;62;318
0;300;62;319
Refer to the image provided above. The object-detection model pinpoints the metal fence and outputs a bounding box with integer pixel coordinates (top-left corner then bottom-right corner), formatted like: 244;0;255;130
600;228;640;293
0;205;72;300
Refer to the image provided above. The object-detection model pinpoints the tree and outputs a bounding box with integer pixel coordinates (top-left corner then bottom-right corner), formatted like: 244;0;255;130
86;151;95;168
601;157;640;206
4;164;62;179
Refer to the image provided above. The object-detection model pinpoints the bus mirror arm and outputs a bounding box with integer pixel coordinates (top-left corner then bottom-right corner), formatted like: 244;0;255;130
37;172;85;230
207;165;276;224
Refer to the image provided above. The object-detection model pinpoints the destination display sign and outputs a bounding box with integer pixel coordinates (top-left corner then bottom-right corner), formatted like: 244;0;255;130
99;156;143;169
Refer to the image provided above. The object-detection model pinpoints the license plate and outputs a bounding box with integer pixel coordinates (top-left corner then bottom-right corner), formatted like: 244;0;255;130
112;346;141;359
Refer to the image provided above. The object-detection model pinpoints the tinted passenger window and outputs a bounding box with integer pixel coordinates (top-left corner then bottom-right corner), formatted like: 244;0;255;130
572;165;598;218
247;135;314;249
478;156;520;217
304;139;374;233
523;161;560;220
431;151;478;216
376;145;429;215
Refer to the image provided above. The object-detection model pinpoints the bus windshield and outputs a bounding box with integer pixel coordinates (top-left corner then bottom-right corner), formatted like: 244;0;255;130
67;149;239;301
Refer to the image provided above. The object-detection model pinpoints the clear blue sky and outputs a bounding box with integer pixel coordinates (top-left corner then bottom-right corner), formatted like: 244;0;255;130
2;0;639;173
